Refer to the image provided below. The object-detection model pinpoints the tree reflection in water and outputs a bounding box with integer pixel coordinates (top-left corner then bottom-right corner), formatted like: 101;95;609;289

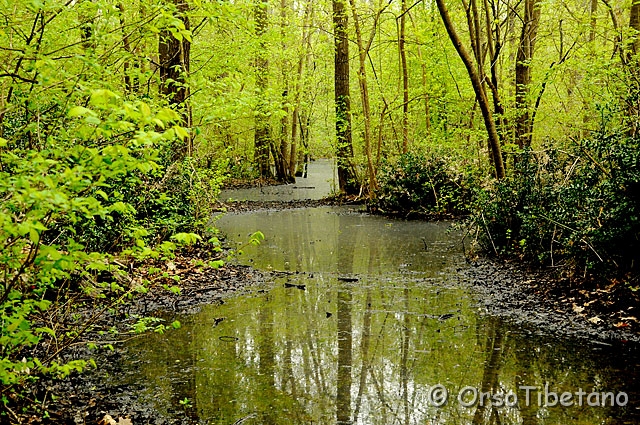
123;208;639;424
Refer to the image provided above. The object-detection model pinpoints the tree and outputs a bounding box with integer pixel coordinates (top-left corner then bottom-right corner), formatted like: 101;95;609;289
399;0;409;154
435;0;506;179
348;0;391;194
514;0;541;149
333;0;359;194
253;0;273;178
159;0;192;156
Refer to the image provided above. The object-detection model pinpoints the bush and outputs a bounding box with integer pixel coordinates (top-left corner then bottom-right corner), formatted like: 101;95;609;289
370;151;473;217
0;88;216;411
470;134;640;280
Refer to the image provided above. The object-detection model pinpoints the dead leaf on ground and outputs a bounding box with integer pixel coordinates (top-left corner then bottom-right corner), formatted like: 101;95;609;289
588;316;603;324
614;322;631;328
118;418;133;425
98;415;116;425
572;303;585;314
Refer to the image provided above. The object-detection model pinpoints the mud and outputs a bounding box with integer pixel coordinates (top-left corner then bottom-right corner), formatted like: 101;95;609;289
458;259;640;344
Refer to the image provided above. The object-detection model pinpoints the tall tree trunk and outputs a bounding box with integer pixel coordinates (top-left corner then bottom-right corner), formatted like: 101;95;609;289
349;0;383;194
628;0;640;134
400;0;409;153
158;0;191;156
514;0;541;149
410;12;431;135
333;0;358;194
289;1;314;178
631;0;640;57
254;0;272;178
435;0;506;179
117;3;140;94
276;0;293;182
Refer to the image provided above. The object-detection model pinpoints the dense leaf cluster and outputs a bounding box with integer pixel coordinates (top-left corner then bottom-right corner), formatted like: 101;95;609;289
370;152;472;217
0;89;223;414
472;134;640;282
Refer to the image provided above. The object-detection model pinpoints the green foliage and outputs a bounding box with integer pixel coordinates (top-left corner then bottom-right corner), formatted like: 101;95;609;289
0;87;220;408
370;152;473;217
470;134;640;279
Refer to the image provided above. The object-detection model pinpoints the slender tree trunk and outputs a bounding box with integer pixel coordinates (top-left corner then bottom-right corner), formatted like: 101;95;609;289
117;3;140;94
628;0;640;134
158;0;191;156
631;0;640;57
254;0;272;178
400;0;409;153
333;0;358;194
276;0;293;182
349;0;379;194
290;0;314;178
515;0;540;148
408;12;432;135
482;0;508;140
435;0;505;179
590;0;598;43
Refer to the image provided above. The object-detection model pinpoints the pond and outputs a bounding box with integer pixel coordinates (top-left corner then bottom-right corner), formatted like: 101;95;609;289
122;205;640;424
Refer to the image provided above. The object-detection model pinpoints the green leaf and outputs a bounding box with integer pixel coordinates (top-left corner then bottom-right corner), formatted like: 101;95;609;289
173;125;189;141
68;106;94;117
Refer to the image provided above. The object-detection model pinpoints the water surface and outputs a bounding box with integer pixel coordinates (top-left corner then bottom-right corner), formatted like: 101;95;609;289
124;207;640;424
219;159;337;202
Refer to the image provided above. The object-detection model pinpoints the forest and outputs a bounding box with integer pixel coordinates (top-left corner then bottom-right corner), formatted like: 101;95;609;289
1;0;640;422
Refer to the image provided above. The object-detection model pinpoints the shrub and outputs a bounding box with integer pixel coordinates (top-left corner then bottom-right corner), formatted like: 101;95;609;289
370;151;473;217
0;89;215;411
470;134;640;280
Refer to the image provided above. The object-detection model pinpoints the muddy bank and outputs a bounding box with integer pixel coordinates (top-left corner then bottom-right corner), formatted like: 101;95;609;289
14;256;283;425
213;195;363;213
459;259;640;344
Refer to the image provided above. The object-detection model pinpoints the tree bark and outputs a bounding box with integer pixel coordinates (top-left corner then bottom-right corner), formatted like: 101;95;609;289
117;3;140;94
253;0;272;178
158;0;191;156
412;19;431;135
276;0;294;182
333;0;358;194
400;0;409;154
435;0;505;179
349;0;385;194
514;0;540;148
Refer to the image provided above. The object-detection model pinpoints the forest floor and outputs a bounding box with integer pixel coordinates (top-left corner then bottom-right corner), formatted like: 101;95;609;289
14;194;640;424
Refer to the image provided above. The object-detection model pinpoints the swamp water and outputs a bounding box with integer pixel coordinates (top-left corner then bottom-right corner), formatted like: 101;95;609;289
121;162;640;424
123;207;640;424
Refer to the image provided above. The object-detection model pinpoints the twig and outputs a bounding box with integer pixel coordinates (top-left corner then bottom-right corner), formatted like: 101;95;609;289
233;413;257;424
481;212;498;256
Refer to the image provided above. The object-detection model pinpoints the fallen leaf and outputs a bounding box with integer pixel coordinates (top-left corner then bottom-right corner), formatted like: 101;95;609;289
614;322;631;328
572;303;585;314
588;316;603;324
620;316;638;322
98;415;117;425
118;418;133;425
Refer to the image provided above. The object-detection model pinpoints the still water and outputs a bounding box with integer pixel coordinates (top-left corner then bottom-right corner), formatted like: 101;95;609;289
124;206;640;424
219;158;337;202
